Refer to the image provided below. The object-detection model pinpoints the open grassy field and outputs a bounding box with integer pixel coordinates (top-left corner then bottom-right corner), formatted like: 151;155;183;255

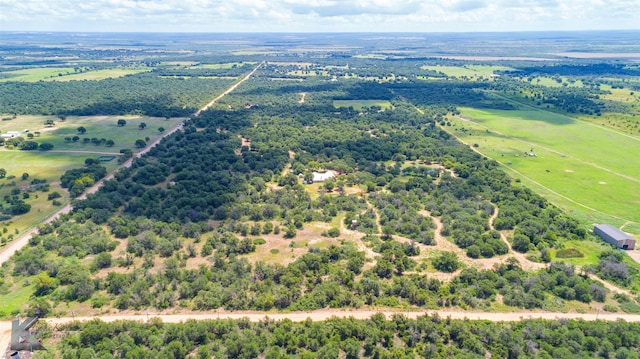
528;76;585;88
0;151;101;243
0;280;34;317
42;68;150;82
333;100;393;110
421;65;513;78
191;62;256;69
449;107;640;236
0;67;75;82
1;115;184;152
0;67;149;82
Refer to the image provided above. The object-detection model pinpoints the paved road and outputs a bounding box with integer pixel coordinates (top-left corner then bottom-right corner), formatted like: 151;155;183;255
0;62;264;267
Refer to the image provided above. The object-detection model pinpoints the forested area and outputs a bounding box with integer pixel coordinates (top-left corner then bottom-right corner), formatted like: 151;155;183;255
42;315;640;358
0;74;234;116
3;70;637;319
2;35;640;358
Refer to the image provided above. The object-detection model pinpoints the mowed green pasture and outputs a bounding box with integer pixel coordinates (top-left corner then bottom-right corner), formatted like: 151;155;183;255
0;151;92;239
333;100;393;110
42;68;150;82
528;77;585;88
0;67;148;82
0;67;75;82
0;280;34;317
451;107;640;235
421;65;512;78
2;115;184;153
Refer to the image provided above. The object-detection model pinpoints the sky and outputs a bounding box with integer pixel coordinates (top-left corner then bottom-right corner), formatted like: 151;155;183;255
1;0;639;33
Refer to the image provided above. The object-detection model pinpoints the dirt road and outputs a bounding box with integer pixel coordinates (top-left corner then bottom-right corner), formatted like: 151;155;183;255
2;307;639;350
195;61;264;116
0;62;264;267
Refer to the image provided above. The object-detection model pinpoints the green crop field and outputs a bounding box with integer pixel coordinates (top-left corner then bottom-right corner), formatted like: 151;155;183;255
449;107;640;235
333;100;393;110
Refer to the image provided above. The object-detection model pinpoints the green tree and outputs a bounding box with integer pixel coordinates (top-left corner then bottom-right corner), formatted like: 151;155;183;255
34;273;58;296
117;119;127;127
77;126;87;134
432;252;460;273
139;122;147;130
39;143;54;151
135;139;147;148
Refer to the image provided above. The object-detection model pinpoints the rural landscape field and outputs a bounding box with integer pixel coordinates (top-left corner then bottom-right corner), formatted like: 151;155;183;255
1;29;640;358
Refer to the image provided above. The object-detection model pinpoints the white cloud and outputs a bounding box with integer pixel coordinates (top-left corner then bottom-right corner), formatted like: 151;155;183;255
0;0;638;32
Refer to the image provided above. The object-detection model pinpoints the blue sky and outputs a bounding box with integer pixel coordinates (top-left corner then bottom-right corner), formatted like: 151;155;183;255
1;0;638;32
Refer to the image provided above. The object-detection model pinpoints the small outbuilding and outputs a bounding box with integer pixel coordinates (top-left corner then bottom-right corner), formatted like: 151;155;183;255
594;224;636;250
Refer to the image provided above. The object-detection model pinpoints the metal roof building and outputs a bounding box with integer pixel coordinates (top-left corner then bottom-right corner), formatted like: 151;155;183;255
594;224;636;250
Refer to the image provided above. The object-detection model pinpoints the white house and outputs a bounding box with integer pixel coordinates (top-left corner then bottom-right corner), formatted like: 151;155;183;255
312;171;336;183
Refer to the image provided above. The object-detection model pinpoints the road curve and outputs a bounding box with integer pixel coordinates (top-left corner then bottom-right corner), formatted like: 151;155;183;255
0;62;264;267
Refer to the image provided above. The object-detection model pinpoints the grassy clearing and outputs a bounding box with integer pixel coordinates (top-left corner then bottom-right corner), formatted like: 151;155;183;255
0;151;90;242
528;77;585;88
191;62;256;69
333;100;393;110
550;240;610;266
0;67;75;82
421;65;511;78
0;67;148;82
43;68;149;82
0;280;34;318
2;115;184;153
450;107;640;235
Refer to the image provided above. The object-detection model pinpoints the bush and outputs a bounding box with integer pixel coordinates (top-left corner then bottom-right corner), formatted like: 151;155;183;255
432;252;460;273
555;247;584;258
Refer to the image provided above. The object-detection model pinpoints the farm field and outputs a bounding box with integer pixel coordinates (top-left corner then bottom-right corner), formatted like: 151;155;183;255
421;65;512;78
333;100;393;110
0;67;148;82
450;107;640;235
1;115;184;152
0;67;75;82
42;68;150;81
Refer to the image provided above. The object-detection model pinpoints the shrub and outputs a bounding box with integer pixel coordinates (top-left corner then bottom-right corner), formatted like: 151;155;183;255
432;252;460;273
555;247;584;258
